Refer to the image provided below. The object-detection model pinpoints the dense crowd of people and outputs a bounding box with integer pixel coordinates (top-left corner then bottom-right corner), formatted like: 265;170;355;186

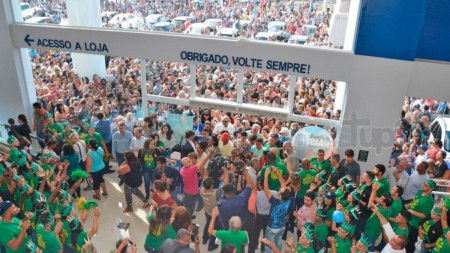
1;0;449;253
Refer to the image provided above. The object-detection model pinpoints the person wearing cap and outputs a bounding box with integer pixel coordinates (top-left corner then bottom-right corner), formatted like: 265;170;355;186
327;221;353;253
36;212;63;252
314;207;329;245
8;135;31;167
60;122;76;145
419;206;443;252
323;191;337;228
371;204;408;253
219;132;234;158
279;127;291;142
365;195;393;251
431;206;449;253
387;158;410;189
405;179;436;252
45;114;64;137
414;144;428;169
0;201;31;252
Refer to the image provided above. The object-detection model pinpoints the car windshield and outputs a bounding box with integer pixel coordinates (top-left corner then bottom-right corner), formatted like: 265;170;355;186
445;131;450;152
204;20;218;27
147;16;161;22
21;5;29;10
268;23;283;32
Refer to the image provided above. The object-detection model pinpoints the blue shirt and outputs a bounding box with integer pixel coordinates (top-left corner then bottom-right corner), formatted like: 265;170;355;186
267;196;293;229
94;111;117;143
112;130;133;156
88;147;105;173
218;187;252;229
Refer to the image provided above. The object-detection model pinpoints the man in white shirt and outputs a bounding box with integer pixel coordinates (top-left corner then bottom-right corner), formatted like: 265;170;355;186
213;116;235;135
372;205;408;253
414;144;428;169
387;158;410;189
129;127;146;157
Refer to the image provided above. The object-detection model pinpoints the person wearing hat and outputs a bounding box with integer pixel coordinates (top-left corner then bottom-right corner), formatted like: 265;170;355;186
60;122;76;145
36;212;63;252
419;206;443;252
314;207;329;245
431;206;449;253
45;114;64;137
327;221;353;253
295;223;315;253
351;233;371;253
0;201;32;252
365;195;393;251
323;191;337;227
405;179;436;252
219;132;234;158
414;144;428;169
8;135;31;167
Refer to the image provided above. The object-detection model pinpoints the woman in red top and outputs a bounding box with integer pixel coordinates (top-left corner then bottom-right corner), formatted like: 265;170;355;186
151;180;177;208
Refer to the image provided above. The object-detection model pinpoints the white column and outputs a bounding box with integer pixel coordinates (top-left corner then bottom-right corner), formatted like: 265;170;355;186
189;64;196;99
236;69;244;104
0;1;36;125
140;59;147;117
287;76;297;115
66;0;106;78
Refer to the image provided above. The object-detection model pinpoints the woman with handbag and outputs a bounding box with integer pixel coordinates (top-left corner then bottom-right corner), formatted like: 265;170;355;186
86;139;108;200
118;151;151;212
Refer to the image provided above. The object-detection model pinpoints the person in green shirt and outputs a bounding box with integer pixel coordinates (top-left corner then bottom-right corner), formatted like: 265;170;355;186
259;152;289;191
389;209;411;237
365;194;393;251
351;233;371;253
209;207;248;253
314;208;329;245
419;207;443;252
68;207;100;253
295;223;315;253
8;135;32;167
372;164;390;197
389;186;404;221
310;149;331;173
327;221;353;253
145;205;176;252
77;120;89;143
60;122;76;145
293;158;316;208
432;206;449;253
0;201;31;253
36;212;63;253
406;179;436;252
84;125;108;155
45;116;64;136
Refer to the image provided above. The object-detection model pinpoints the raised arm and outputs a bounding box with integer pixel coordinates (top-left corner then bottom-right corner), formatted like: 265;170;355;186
263;168;272;199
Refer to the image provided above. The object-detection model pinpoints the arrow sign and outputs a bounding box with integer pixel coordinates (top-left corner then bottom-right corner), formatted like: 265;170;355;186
24;34;34;47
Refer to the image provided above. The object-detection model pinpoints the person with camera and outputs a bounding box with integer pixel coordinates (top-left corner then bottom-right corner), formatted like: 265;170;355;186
160;228;201;253
208;207;248;253
114;237;137;253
